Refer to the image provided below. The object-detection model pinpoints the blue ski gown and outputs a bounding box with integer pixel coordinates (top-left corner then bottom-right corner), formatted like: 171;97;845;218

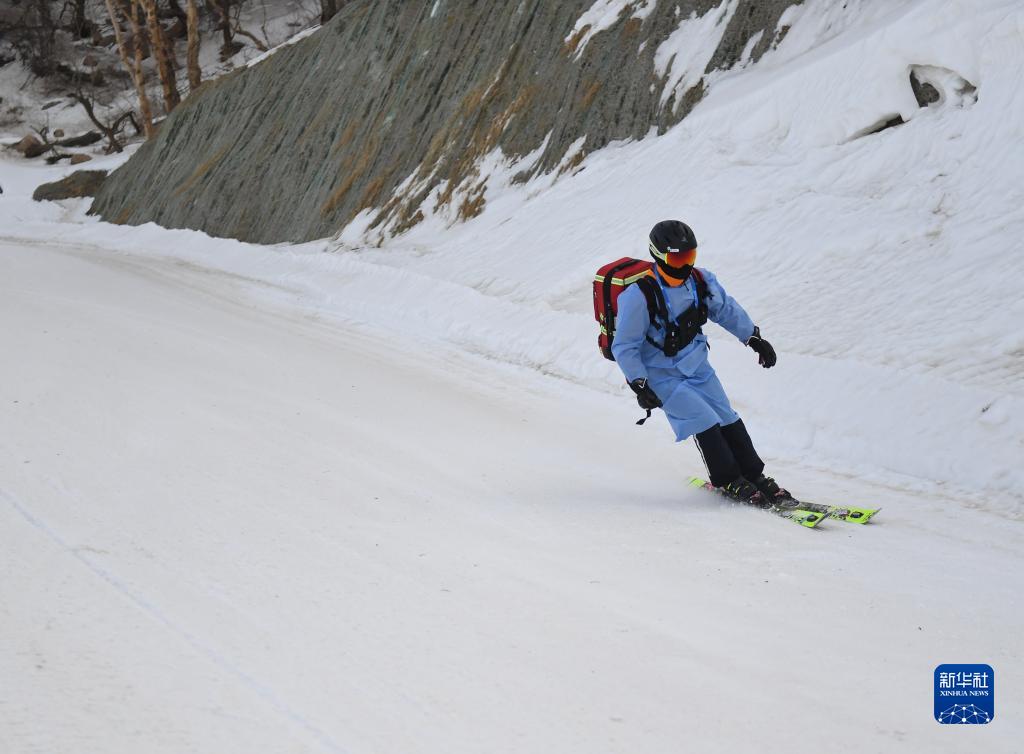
611;268;756;441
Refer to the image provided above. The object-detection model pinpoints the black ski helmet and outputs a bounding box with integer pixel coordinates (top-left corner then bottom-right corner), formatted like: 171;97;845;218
648;220;698;279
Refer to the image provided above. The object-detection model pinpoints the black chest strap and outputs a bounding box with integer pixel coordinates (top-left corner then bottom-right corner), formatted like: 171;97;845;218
636;270;712;356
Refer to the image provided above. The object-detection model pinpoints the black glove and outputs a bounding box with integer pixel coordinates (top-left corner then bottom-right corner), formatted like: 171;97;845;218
746;326;776;368
628;378;662;426
629;378;662;410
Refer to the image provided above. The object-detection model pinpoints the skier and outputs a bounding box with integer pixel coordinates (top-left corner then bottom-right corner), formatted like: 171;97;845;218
611;220;784;505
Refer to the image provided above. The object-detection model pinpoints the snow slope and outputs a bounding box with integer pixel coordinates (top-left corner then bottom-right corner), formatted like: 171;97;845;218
1;238;1021;754
346;0;1024;509
8;0;1022;509
1;1;1023;749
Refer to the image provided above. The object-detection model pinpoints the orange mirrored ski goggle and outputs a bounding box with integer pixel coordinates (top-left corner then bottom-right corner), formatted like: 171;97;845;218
650;243;697;268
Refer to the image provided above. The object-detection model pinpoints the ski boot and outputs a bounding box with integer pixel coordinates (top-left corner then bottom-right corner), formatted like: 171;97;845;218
721;477;767;506
750;474;792;504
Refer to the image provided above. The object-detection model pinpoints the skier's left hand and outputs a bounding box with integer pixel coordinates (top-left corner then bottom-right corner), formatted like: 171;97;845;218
746;326;776;368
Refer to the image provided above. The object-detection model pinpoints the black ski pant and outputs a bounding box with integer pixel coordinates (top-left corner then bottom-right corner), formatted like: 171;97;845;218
695;418;765;488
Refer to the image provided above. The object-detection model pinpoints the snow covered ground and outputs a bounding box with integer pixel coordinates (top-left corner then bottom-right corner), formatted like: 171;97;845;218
2;234;1021;754
2;0;1023;750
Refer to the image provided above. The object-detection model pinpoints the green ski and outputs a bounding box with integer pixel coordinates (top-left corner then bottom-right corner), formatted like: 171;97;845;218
817;505;880;524
687;477;829;528
687;477;881;525
759;497;880;524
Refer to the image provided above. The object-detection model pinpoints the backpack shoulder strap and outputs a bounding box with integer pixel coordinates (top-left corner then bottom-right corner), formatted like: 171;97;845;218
691;267;710;305
635;274;666;329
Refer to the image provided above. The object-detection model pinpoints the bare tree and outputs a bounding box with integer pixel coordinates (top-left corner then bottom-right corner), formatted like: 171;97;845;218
186;0;201;90
105;0;154;138
69;81;140;153
228;1;269;53
210;0;237;58
125;1;156;129
139;0;181;112
230;26;267;53
164;0;189;26
31;125;72;163
12;0;60;76
69;0;94;38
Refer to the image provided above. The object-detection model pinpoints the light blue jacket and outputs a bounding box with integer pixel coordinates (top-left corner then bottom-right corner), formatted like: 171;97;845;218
611;268;756;440
611;267;755;382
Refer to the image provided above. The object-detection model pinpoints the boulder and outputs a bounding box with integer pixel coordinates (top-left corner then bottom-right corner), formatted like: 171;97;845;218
910;70;940;107
33;170;108;201
14;135;42;155
24;139;50;159
70;153;93;165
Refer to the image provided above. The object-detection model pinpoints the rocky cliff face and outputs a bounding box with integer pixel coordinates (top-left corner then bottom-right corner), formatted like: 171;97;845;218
90;0;799;244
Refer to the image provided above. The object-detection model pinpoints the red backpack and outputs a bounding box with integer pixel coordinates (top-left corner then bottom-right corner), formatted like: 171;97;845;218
593;258;655;360
593;258;708;360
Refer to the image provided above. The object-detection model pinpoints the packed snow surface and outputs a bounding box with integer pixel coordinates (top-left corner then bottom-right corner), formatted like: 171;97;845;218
2;236;1021;754
1;0;1023;751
